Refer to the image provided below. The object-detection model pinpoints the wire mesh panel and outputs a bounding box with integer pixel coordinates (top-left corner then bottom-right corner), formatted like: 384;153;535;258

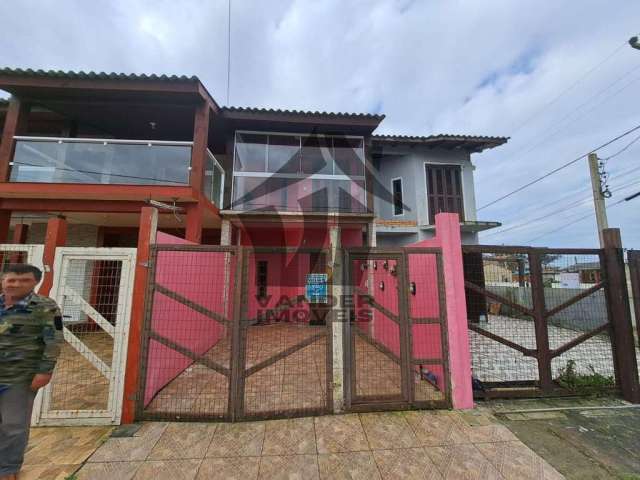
545;253;616;393
348;255;407;403
406;251;449;406
240;249;330;419
35;248;135;426
463;246;618;398
141;246;237;421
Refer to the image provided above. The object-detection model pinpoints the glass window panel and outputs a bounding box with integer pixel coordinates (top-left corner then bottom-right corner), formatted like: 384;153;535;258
10;140;190;185
392;178;403;215
301;136;333;174
334;137;364;176
267;135;300;173
234;133;267;172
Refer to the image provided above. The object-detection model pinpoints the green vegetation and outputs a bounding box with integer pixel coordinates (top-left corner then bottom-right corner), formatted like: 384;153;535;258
555;360;615;394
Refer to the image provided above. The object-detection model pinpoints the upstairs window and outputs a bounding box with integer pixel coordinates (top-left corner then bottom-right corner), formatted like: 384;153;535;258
426;164;464;224
392;178;403;215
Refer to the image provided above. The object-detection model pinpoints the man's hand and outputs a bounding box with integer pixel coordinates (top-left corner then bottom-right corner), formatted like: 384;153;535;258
31;373;53;391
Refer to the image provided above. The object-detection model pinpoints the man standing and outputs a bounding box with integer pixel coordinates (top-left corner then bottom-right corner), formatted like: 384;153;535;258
0;264;63;480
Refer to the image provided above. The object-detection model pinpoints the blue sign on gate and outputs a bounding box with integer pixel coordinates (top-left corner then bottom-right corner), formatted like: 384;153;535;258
305;273;328;304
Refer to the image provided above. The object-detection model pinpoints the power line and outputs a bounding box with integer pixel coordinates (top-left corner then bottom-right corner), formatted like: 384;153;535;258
509;41;628;137
526;197;626;244
478;122;640;211
487;176;640;241
601;132;640;161
506;63;640;161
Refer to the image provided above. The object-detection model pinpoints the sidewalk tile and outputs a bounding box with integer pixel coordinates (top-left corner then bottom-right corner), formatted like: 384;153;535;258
372;448;442;480
206;422;265;457
132;459;202;480
426;444;504;479
360;412;419;450
318;452;381;480
475;441;565;479
258;454;319;480
315;414;369;453
262;417;316;455
197;456;260;480
148;423;217;460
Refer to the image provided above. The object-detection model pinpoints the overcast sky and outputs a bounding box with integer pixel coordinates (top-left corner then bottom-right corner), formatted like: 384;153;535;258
1;0;639;248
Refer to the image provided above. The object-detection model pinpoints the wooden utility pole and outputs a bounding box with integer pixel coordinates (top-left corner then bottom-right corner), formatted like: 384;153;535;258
588;153;608;247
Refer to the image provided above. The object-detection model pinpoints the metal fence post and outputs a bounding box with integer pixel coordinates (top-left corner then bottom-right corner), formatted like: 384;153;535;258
528;251;554;392
603;229;640;403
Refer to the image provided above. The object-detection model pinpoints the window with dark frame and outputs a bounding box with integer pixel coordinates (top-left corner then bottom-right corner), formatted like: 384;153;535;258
256;261;268;299
392;178;403;215
425;164;465;224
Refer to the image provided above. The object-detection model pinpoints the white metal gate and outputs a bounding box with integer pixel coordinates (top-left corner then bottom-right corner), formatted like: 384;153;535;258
32;248;136;426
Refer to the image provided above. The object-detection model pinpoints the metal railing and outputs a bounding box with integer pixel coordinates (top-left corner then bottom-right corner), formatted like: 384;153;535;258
205;149;225;208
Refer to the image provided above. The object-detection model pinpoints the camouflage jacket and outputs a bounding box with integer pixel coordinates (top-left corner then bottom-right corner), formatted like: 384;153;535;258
0;292;63;385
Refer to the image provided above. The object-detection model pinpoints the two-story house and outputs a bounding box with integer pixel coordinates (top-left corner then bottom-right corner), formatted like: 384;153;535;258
0;68;506;255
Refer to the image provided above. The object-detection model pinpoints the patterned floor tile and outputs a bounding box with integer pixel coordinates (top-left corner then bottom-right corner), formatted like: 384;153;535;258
464;424;519;444
148;423;217;460
262;417;316;455
206;421;265;457
404;411;471;446
197;456;260;480
135;422;169;439
359;412;419;450
426;444;504;479
372;448;443;480
318;452;381;480
75;461;142;480
258;455;320;480
87;435;161;462
132;460;202;480
19;463;81;480
475;441;565;479
315;414;370;453
24;426;112;465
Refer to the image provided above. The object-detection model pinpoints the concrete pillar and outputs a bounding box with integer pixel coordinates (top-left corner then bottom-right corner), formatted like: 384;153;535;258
185;203;203;244
220;219;232;246
367;221;377;247
329;226;344;413
38;216;68;296
220;219;233;320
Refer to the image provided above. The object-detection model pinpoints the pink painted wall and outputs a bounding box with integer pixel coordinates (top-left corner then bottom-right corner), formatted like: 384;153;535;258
410;213;473;409
143;231;230;406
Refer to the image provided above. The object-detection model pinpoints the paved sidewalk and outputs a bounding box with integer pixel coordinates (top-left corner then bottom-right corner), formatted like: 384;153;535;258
22;409;564;479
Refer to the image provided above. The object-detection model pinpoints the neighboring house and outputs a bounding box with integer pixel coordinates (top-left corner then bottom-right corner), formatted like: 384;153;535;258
371;134;507;246
564;261;602;284
0;68;505;254
482;260;513;285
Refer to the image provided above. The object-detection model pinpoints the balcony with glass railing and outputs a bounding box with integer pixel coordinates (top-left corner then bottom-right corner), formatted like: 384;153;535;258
231;131;368;213
204;149;225;207
9;136;193;186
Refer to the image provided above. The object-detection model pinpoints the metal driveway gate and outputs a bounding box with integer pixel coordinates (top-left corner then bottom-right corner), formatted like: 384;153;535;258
32;247;136;426
139;245;332;421
344;247;450;411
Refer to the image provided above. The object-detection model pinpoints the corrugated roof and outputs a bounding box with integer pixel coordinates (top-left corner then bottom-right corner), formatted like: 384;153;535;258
0;67;198;83
372;134;508;144
222;106;385;121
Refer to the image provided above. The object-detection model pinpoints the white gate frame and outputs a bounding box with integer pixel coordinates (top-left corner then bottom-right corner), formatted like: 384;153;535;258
31;247;136;426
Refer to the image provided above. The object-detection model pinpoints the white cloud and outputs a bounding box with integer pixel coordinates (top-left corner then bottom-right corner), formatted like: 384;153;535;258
1;0;639;248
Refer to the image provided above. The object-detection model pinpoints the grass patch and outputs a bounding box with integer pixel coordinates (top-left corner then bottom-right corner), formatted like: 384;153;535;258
555;360;615;394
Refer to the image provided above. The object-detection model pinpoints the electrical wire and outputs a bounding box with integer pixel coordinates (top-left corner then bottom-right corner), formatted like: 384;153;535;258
601;133;640;161
226;0;232;106
509;40;629;137
478;122;640;211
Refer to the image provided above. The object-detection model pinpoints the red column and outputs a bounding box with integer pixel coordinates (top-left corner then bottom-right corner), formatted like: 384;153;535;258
121;207;158;423
0;97;29;182
185;202;203;244
0;211;11;243
12;223;29;244
190;102;210;194
38;216;68;296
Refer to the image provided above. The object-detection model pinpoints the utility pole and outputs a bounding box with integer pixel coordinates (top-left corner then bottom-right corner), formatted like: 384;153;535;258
589;152;609;247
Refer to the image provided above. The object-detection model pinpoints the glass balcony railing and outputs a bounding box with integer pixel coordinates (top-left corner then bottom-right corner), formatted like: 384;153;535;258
204;150;225;207
9;137;193;186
